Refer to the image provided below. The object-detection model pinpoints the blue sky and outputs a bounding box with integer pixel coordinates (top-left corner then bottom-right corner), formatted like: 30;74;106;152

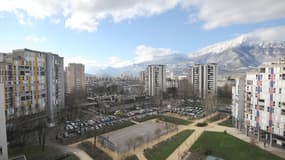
0;0;285;73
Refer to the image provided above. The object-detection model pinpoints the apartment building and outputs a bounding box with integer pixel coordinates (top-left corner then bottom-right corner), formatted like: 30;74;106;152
244;59;285;146
0;83;8;160
46;53;65;126
145;65;166;96
0;49;65;125
189;63;217;99
65;63;85;94
139;71;145;84
232;77;245;131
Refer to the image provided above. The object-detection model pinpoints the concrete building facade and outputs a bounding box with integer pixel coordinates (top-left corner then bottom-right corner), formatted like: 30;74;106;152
0;83;8;160
46;53;65;125
0;49;65;124
139;71;145;84
65;63;85;94
145;65;166;96
244;59;285;146
232;77;245;131
189;63;217;99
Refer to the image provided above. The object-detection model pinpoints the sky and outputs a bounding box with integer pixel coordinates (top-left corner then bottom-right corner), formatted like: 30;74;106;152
0;0;285;73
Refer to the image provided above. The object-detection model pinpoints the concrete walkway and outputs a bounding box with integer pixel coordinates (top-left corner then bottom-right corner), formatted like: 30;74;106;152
50;142;93;160
167;128;203;160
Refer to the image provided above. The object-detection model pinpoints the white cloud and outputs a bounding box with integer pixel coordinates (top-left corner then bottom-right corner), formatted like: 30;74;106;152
1;0;285;31
64;44;176;72
107;56;133;68
0;0;180;31
25;35;47;43
64;56;100;72
50;18;61;24
134;45;176;63
249;26;285;41
186;0;285;29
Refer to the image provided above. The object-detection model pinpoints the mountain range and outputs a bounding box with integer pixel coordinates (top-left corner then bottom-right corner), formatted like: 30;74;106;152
90;35;285;77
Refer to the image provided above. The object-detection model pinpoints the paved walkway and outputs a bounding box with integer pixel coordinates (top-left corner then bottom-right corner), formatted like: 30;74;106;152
50;142;93;160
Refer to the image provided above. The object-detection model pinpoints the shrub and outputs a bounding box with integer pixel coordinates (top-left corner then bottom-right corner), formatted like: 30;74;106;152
196;122;208;127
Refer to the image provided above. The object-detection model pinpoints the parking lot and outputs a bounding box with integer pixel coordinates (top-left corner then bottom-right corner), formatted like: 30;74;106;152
60;104;204;141
169;106;205;118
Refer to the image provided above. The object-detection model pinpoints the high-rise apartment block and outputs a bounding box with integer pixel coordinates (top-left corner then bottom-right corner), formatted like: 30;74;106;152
244;59;285;146
189;63;217;99
0;49;65;125
232;59;285;147
0;83;8;160
65;63;85;94
139;71;145;83
145;65;166;96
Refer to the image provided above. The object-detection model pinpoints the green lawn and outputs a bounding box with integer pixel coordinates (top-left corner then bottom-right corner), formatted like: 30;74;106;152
135;115;159;122
218;117;234;127
9;145;63;160
190;131;284;160
158;115;191;125
124;155;139;160
135;115;191;125
206;113;227;123
57;154;80;160
144;130;194;160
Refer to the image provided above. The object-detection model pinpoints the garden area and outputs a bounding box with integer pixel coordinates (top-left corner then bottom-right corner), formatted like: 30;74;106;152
9;144;79;160
78;141;112;160
206;113;228;123
218;117;234;127
144;129;194;160
135;115;191;125
189;131;284;160
124;155;139;160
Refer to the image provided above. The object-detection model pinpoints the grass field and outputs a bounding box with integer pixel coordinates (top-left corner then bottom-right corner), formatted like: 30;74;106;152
124;155;139;160
135;115;191;125
206;113;227;123
218;117;234;127
144;130;194;160
9;145;62;160
58;154;80;160
190;131;284;160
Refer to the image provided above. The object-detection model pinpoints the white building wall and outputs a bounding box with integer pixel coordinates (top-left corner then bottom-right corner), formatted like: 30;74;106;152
232;77;245;130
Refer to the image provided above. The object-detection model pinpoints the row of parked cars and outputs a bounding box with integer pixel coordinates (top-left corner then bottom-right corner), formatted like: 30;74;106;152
170;106;205;118
63;115;128;138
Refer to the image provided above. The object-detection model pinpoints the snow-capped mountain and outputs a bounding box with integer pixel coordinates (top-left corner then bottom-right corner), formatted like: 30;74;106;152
189;36;285;71
90;36;285;76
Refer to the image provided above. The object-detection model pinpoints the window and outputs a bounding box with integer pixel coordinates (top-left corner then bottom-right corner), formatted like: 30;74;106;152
280;88;282;94
0;146;2;156
282;74;285;80
247;80;253;85
282;109;285;116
